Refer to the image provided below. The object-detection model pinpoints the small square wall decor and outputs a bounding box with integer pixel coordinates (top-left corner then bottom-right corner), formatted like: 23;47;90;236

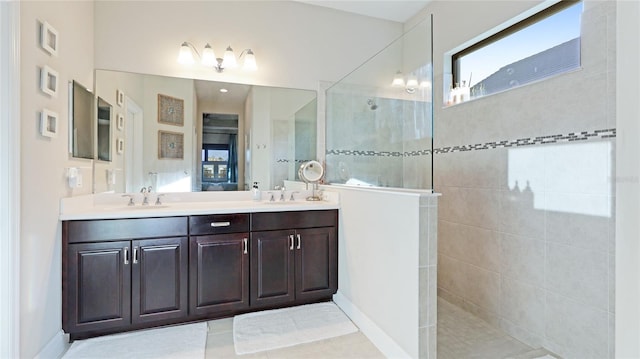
158;130;184;159
40;66;59;97
116;138;125;154
40;21;59;56
158;94;184;126
117;113;124;130
40;109;58;138
116;90;124;106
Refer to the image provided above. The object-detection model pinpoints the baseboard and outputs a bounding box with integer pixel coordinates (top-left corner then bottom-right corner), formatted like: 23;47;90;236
333;291;411;358
34;330;69;359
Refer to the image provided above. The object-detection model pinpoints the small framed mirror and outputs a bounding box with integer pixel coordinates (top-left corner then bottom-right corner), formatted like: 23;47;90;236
97;97;112;161
69;80;95;159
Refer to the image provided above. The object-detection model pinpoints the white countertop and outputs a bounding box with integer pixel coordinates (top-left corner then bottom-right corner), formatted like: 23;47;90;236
60;190;339;220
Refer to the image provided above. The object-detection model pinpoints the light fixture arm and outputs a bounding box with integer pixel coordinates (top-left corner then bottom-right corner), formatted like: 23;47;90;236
214;58;225;73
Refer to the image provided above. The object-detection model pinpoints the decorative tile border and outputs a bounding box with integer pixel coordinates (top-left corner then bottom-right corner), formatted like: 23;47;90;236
275;159;314;163
327;128;616;158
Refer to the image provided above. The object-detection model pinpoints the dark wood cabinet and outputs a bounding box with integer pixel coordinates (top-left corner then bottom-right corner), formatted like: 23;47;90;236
295;227;337;301
62;209;337;340
189;233;250;316
132;237;188;324
250;210;338;308
63;218;189;339
250;229;296;307
66;241;131;334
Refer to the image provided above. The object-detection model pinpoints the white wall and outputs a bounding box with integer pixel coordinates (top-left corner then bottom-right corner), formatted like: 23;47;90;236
615;1;640;357
19;2;94;358
93;1;403;91
1;2;21;357
335;188;420;357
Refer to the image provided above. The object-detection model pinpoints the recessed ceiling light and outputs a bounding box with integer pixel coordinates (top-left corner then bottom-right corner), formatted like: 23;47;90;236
219;88;228;93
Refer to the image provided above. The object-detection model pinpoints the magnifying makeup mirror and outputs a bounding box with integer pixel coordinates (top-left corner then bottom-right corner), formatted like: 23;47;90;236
298;160;324;201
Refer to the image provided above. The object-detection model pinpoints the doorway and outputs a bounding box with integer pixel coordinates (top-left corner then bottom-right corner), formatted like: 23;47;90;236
201;113;238;191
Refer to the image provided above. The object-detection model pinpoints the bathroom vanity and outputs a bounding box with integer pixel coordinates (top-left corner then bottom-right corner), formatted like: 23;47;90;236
60;193;338;341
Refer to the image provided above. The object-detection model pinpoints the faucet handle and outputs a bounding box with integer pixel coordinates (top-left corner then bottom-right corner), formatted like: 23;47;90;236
122;194;135;206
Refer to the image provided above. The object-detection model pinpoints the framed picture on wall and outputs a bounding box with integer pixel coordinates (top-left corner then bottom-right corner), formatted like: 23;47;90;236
158;130;184;159
40;108;58;138
157;94;184;126
40;66;59;96
40;21;59;56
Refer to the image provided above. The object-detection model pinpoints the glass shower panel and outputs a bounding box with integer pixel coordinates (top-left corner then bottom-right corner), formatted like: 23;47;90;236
325;17;433;190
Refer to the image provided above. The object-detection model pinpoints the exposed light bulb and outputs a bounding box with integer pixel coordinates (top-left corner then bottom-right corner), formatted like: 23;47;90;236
201;43;216;67
177;42;195;65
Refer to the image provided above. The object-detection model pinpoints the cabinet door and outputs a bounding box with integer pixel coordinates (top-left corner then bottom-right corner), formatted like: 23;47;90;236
295;227;338;301
250;230;295;307
132;237;188;324
189;233;250;316
66;241;131;333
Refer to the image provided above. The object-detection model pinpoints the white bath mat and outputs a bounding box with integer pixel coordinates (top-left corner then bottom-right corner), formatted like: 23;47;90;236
63;322;207;358
233;302;358;354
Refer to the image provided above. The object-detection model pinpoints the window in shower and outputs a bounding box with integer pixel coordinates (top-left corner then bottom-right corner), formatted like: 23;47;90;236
448;0;582;104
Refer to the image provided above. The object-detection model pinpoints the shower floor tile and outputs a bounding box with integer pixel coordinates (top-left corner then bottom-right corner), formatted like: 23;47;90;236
437;297;547;359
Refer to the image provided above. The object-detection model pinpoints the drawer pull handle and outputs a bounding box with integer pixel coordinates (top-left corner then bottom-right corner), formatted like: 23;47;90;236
243;238;248;254
124;247;129;265
296;234;301;250
289;235;294;250
210;221;231;227
133;247;139;264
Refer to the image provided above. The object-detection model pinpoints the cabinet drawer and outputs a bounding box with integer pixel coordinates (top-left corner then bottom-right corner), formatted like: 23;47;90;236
251;210;337;231
65;217;188;243
190;214;250;235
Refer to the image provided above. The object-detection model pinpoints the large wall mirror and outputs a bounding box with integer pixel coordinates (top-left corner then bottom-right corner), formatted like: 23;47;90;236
93;69;317;193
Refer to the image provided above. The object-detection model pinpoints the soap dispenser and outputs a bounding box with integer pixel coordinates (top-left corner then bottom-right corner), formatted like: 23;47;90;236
252;182;261;201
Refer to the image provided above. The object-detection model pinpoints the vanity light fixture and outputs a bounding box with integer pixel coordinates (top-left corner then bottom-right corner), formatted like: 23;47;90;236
178;42;257;73
391;71;429;94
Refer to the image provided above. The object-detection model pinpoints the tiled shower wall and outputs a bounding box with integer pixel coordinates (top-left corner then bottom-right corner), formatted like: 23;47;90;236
325;94;432;189
434;2;616;358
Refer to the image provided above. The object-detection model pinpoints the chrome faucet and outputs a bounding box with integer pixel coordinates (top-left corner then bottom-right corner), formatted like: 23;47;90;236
290;191;299;201
140;187;149;205
279;186;286;201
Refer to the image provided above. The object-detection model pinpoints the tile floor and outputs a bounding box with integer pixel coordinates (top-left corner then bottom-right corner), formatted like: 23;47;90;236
437;297;558;359
206;299;558;359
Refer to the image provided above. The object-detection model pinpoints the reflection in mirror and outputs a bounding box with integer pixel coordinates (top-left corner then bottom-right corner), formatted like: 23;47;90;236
70;80;94;159
96;97;112;161
94;70;317;193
